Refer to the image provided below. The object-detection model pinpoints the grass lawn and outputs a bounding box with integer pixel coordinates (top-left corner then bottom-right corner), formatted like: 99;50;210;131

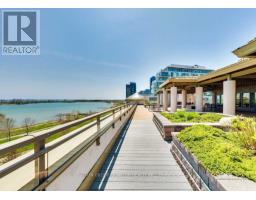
161;110;222;123
177;125;256;182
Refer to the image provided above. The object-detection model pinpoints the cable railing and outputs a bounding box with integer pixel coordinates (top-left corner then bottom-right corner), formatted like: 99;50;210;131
0;103;135;190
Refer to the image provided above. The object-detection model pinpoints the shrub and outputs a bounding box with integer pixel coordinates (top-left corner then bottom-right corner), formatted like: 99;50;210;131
231;117;256;151
161;111;200;122
161;111;222;123
199;113;222;122
177;125;256;181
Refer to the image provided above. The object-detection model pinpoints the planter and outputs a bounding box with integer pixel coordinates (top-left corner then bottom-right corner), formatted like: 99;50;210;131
153;112;228;141
153;112;173;140
172;135;225;190
171;135;256;191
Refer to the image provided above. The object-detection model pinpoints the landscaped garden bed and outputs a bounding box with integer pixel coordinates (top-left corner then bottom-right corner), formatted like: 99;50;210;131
172;118;256;190
161;110;222;123
153;110;230;140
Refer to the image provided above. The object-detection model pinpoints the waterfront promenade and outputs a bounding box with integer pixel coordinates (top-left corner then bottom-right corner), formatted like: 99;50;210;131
91;106;192;190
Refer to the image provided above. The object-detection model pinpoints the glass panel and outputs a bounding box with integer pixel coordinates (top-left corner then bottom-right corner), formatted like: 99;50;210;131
217;95;221;105
216;95;223;105
236;93;241;107
242;93;250;107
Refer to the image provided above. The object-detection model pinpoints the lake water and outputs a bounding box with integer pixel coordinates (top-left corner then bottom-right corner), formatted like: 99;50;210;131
0;102;113;127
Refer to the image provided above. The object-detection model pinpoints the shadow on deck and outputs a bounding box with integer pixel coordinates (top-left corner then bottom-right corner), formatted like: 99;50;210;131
90;117;131;190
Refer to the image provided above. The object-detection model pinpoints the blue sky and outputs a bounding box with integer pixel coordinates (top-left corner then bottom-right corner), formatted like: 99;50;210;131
1;9;256;99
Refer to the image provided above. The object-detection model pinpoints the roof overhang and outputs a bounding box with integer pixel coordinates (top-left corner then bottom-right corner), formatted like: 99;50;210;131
160;77;197;88
233;39;256;58
197;58;256;84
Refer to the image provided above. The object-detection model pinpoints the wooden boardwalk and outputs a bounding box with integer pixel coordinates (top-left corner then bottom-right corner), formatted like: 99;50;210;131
90;106;192;191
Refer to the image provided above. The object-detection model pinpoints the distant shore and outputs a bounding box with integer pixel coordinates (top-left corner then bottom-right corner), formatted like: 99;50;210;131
0;99;123;105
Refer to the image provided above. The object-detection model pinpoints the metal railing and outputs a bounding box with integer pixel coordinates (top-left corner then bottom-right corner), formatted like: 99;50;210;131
0;103;135;190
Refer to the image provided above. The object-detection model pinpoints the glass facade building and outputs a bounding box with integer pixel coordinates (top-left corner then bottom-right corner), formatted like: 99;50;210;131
150;76;156;92
151;64;213;94
126;82;136;98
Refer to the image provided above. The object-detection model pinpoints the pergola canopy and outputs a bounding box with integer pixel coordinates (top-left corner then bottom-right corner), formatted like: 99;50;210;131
126;93;146;101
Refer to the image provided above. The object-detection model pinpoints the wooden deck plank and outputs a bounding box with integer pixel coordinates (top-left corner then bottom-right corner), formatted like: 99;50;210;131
100;165;186;172
90;106;192;191
92;182;193;191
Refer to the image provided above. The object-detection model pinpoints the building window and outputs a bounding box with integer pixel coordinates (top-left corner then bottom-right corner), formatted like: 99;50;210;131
250;93;256;108
236;93;241;107
242;93;250;108
217;95;222;105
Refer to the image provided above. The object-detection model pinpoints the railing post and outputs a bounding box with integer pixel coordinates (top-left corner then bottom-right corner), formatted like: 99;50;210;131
34;139;47;184
112;110;115;128
96;115;101;146
112;110;115;119
97;115;100;131
123;106;126;116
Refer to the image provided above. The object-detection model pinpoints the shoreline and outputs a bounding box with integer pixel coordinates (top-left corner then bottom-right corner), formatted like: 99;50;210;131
0;101;121;127
0;102;123;142
0;99;123;105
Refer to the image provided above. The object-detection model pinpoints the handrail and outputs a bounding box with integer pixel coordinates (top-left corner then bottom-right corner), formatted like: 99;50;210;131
0;104;126;154
0;103;135;189
35;105;136;191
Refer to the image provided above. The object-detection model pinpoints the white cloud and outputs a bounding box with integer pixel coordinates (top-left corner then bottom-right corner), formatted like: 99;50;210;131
44;50;133;69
